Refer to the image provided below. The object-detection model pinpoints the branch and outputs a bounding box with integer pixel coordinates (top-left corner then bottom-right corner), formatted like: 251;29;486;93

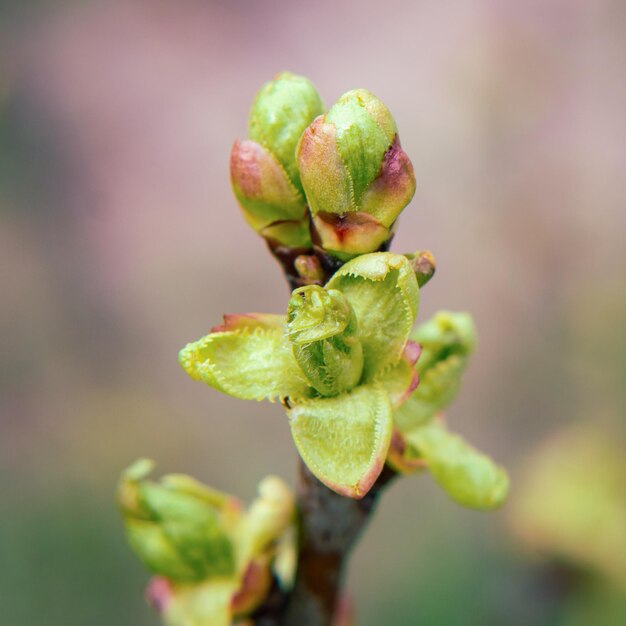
283;462;396;625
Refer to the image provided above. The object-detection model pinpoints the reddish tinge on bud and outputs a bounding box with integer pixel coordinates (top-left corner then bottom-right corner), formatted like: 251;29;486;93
230;72;324;249
297;89;415;259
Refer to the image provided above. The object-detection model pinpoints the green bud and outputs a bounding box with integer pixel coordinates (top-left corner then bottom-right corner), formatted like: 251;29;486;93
248;72;324;195
230;72;324;249
297;89;415;258
412;311;476;374
394;311;476;433
239;475;294;564
118;460;237;583
287;285;364;396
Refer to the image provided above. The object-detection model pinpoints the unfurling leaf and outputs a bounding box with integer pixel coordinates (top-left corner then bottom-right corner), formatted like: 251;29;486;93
180;252;421;498
288;385;393;498
405;421;509;510
179;321;312;402
287;285;363;396
327;252;419;379
394;311;476;433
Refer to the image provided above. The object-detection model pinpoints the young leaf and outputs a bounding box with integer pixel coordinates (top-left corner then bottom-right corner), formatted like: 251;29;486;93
394;311;476;432
372;341;420;409
179;326;312;402
394;355;466;432
287;385;393;498
405;421;509;510
326;252;419;379
287;286;364;396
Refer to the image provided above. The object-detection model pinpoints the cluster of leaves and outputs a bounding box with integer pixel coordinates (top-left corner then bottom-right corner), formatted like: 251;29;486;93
179;252;508;508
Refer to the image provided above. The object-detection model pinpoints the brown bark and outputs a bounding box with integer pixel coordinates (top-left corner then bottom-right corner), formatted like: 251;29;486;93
282;462;396;625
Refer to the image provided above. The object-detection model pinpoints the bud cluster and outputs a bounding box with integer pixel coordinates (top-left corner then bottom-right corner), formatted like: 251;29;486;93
230;72;416;263
118;460;294;626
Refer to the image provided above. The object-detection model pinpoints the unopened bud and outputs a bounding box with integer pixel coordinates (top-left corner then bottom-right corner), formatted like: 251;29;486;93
118;460;237;583
413;311;476;373
294;254;324;284
297;89;415;258
287;285;364;396
406;250;436;287
231;72;324;248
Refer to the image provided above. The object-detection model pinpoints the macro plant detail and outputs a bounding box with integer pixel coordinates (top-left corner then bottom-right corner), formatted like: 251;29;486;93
118;460;295;625
119;71;509;626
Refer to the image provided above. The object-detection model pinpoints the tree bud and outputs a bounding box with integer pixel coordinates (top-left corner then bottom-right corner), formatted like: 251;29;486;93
294;254;324;284
118;460;237;583
412;311;476;374
406;250;436;287
231;72;324;248
287;285;364;396
297;89;415;258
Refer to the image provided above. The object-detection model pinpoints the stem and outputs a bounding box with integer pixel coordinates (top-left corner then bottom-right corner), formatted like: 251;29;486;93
283;462;396;625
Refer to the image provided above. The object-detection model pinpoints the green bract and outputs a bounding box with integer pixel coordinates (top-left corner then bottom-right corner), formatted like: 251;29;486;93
297;89;415;259
388;312;509;510
230;72;323;249
118;461;295;626
180;252;421;498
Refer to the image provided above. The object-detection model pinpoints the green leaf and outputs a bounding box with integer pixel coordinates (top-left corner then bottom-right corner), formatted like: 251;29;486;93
394;354;466;432
405;421;509;510
394;311;477;432
179;325;312;402
287;286;352;344
326;252;419;379
125;519;203;582
287;286;364;396
372;341;420;409
288;385;393;498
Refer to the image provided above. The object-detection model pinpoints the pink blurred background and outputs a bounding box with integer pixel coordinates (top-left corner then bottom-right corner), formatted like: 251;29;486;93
1;1;625;624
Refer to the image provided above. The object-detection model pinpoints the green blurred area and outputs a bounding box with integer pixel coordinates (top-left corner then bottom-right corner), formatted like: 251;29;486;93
1;0;625;624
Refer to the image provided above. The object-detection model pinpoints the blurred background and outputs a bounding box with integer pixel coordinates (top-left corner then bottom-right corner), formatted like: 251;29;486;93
1;1;625;624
